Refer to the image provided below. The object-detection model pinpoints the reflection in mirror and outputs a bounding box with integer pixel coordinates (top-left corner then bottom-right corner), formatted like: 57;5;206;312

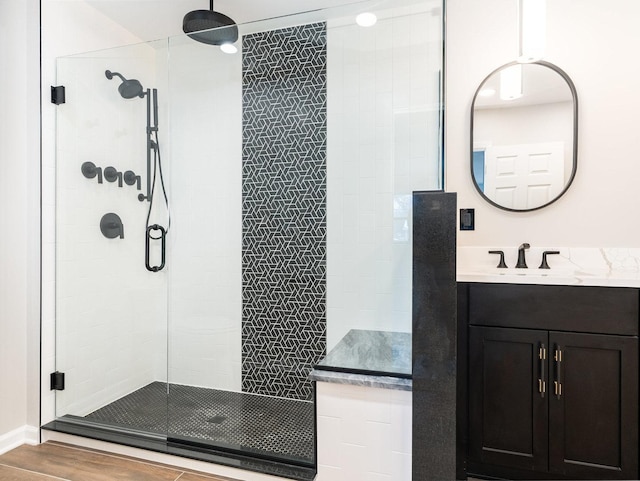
471;61;578;211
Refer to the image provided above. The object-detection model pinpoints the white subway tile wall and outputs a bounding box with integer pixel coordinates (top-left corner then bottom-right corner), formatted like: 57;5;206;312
326;10;442;351
316;381;412;481
165;37;243;392
54;48;167;417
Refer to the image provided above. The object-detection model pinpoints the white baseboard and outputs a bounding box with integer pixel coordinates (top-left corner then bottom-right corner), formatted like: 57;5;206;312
24;425;39;446
0;425;39;455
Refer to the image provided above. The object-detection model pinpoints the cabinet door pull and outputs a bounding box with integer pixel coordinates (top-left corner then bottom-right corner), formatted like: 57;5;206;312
554;346;563;398
554;380;563;396
538;343;546;397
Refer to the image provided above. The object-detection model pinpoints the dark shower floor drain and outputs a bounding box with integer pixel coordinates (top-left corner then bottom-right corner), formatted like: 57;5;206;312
84;382;315;465
207;415;227;424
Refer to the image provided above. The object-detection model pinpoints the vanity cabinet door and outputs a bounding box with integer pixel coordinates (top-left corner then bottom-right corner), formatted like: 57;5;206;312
469;326;548;472
548;331;639;479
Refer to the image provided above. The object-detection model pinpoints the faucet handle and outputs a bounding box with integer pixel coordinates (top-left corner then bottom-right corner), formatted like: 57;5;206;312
488;250;508;268
539;251;561;269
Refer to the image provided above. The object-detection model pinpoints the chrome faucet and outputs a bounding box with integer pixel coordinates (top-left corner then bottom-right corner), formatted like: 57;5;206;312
516;243;530;268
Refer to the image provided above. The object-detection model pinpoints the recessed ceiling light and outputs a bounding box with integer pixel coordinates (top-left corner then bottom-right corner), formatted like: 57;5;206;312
356;12;377;27
220;43;238;54
479;88;496;97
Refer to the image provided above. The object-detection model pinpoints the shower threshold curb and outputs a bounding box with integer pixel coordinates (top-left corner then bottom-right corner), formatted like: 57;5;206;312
42;418;316;481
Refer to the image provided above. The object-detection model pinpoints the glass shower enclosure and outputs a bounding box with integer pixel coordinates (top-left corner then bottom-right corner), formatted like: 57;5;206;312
49;1;443;478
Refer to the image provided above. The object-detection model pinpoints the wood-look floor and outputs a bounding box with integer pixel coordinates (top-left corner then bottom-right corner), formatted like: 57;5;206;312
0;442;240;481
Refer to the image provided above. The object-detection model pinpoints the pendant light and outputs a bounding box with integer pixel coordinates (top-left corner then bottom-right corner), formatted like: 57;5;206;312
518;0;546;63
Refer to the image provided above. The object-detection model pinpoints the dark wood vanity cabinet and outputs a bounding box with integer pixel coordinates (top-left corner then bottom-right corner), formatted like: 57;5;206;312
548;331;638;478
469;326;548;473
460;283;639;480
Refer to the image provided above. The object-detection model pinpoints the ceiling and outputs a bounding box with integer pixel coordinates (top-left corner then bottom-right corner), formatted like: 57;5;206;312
85;0;369;43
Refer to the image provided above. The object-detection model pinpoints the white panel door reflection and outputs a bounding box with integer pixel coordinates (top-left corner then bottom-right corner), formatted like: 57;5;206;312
484;142;565;210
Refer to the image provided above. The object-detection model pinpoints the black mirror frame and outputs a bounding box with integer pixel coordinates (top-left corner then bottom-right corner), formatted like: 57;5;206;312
470;60;579;212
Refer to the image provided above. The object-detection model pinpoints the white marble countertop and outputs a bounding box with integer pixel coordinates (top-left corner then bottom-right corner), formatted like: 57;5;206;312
458;247;640;288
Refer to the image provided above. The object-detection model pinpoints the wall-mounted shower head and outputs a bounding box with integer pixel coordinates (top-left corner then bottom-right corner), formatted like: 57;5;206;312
105;70;145;99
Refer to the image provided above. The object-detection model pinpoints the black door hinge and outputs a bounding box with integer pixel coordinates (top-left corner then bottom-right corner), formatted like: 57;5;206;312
51;86;66;105
50;371;65;391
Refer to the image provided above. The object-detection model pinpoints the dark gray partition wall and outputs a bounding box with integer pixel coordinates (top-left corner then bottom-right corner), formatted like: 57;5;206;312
412;191;457;480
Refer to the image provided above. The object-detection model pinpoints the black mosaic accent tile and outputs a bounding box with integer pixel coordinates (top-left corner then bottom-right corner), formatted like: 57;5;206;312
241;23;327;401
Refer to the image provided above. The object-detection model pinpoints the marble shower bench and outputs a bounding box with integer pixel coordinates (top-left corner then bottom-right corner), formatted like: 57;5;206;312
310;329;412;481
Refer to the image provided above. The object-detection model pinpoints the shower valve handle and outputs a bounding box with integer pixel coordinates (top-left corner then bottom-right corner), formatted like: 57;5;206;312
81;161;103;184
124;170;141;190
104;166;123;187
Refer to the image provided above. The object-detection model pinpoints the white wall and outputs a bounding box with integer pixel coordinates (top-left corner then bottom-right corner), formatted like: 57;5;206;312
447;0;640;247
0;0;40;450
0;8;30;429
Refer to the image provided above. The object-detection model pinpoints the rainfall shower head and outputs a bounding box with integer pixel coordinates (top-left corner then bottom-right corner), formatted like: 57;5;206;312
105;70;145;99
183;0;238;46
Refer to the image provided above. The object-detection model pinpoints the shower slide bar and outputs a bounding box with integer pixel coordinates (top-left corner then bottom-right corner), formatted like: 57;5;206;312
139;87;158;203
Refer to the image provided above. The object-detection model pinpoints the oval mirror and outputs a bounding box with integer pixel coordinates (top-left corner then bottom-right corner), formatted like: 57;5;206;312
471;61;578;211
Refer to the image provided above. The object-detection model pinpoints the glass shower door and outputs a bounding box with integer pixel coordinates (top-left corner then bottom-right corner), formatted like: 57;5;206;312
163;25;248;457
163;18;319;469
53;40;171;440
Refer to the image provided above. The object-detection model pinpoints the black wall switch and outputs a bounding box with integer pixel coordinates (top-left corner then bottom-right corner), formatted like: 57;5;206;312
460;208;475;231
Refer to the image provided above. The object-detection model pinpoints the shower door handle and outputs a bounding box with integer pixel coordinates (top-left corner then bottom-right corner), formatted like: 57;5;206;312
145;224;166;272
